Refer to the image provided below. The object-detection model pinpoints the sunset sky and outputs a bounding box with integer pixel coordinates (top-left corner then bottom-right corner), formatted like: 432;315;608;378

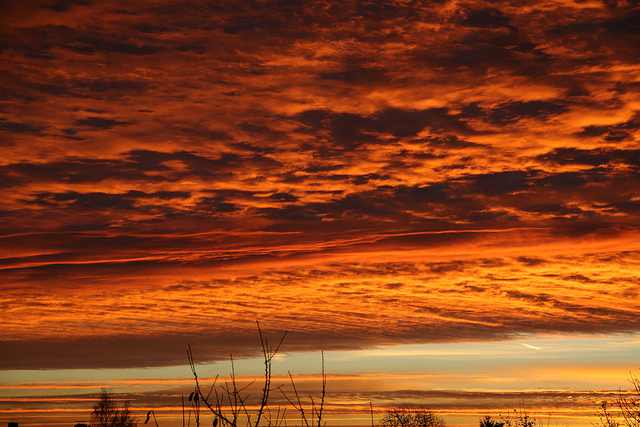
1;0;639;425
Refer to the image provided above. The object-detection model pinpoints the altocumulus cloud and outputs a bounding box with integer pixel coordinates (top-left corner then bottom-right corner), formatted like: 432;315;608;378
0;0;639;369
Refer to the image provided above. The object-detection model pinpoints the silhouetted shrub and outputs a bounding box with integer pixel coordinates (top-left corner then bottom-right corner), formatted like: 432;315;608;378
481;416;505;427
91;391;136;427
496;409;537;427
597;372;640;427
381;408;445;427
617;373;640;427
597;401;620;427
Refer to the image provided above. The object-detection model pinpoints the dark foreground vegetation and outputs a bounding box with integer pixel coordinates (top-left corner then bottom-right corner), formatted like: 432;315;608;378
29;323;640;427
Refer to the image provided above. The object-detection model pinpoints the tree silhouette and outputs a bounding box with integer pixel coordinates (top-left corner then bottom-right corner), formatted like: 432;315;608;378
480;416;505;427
91;390;136;427
381;409;445;427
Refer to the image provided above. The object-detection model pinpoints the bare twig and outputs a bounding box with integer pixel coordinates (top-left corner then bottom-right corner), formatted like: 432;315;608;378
317;351;326;427
144;410;159;427
187;323;288;427
283;371;310;427
182;394;186;427
281;351;326;427
255;321;288;427
370;401;375;427
187;345;235;426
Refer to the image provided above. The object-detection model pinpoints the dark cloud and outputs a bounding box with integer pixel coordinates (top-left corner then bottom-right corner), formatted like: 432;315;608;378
269;192;298;202
238;122;286;140
295;107;476;150
43;0;92;12
318;65;389;84
464;171;535;195
538;148;640;166
456;7;512;29
318;56;390;84
519;203;582;216
0;118;44;134
516;256;546;266
0;150;284;189
23;77;150;99
423;135;486;149
373;107;476;137
32;191;139;210
31;190;190;210
576;113;639;142
195;196;241;213
74;116;130;129
411;29;548;77
486;100;568;125
550;8;640;62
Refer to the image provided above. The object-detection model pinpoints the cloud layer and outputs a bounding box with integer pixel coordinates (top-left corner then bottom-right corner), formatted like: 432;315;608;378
1;0;639;369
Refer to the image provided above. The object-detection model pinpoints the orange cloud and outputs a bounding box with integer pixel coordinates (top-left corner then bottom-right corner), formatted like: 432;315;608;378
0;0;639;371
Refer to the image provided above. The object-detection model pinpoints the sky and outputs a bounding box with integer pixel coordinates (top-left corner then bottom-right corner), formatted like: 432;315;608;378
1;0;639;425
